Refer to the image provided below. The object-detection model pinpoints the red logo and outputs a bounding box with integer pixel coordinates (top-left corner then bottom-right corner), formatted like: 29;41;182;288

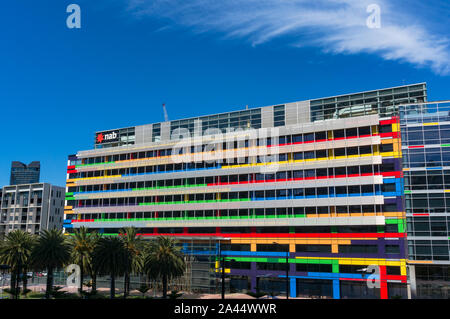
96;133;104;143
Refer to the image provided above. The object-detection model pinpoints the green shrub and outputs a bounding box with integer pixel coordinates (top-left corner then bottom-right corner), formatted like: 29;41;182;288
27;292;45;299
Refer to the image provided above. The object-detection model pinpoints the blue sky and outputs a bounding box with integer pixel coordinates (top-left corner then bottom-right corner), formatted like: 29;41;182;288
1;0;449;187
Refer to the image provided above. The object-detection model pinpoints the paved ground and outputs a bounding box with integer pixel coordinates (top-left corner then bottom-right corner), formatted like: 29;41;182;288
1;283;317;299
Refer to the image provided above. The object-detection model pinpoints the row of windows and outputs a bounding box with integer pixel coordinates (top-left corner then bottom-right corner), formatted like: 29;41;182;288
69;144;390;180
69;184;387;208
273;105;285;127
408;244;450;259
404;170;450;190
402;148;450;167
76;125;384;166
400;103;450;125
152;123;161;142
6;225;40;233
1;194;43;207
407;217;450;236
69;164;393;194
67;205;400;221
401;125;450;146
405;193;450;210
414;265;450;281
311;85;426;121
195;262;403;275
222;243;399;254
169;108;263;139
64;225;390;235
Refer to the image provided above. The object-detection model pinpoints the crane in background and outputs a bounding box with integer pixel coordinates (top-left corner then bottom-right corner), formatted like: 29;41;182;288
162;103;169;122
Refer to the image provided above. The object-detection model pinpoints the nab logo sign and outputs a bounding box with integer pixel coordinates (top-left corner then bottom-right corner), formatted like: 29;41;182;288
96;131;118;144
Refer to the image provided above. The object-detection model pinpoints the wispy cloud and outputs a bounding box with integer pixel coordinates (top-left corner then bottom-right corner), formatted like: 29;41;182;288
125;0;450;75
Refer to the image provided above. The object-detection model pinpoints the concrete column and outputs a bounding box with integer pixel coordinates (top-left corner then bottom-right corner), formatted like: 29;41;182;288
408;265;417;299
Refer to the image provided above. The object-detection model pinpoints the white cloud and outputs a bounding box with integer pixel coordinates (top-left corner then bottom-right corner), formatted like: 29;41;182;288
125;0;450;75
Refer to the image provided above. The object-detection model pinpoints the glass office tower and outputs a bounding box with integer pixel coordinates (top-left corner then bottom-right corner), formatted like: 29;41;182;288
10;161;40;185
63;83;433;298
400;102;450;298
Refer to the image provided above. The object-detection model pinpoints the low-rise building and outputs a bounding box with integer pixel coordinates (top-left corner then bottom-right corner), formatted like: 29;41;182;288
0;183;65;237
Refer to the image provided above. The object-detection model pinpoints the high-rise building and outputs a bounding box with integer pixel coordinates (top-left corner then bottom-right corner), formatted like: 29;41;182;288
400;102;450;298
64;83;439;299
10;161;40;185
0;183;65;237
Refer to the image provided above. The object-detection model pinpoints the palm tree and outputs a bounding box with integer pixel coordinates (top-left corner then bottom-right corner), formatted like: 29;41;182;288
69;227;97;295
119;227;144;298
143;236;185;299
87;231;101;293
0;230;36;299
31;228;71;299
92;236;127;299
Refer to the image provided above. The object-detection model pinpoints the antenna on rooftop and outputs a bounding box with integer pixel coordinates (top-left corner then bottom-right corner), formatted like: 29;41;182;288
162;103;169;122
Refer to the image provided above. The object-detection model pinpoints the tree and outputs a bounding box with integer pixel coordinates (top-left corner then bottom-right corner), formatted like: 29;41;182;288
69;227;97;295
86;231;101;293
143;236;185;299
0;230;36;299
92;236;127;299
31;229;71;299
119;227;144;298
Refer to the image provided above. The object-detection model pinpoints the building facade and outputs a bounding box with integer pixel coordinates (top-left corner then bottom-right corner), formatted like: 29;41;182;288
64;83;434;299
401;102;450;298
10;161;40;185
0;183;65;238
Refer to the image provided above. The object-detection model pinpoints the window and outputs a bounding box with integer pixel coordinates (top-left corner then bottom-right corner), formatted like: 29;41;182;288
339;245;378;254
315;131;326;141
296;244;331;253
334;129;345;139
304;133;314;142
335;148;346;157
379;124;392;133
380;143;394;152
293;134;302;143
294;152;303;160
385;245;400;254
358;126;371;136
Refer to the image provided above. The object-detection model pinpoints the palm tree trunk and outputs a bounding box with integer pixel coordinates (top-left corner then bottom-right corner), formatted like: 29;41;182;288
10;271;16;298
110;273;115;299
22;267;28;296
127;274;131;297
124;271;129;298
46;267;53;299
92;272;97;292
79;267;84;295
162;274;167;299
16;263;22;299
10;270;18;299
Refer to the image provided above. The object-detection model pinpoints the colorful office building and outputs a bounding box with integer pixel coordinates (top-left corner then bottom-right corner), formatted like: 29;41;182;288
64;83;433;298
